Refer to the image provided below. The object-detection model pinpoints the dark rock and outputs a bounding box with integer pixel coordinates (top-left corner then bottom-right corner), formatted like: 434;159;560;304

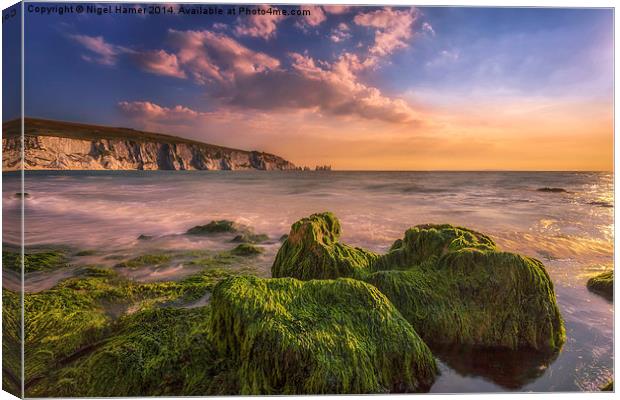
537;187;568;193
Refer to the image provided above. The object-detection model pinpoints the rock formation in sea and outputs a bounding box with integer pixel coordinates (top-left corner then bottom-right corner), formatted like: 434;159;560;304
273;212;566;353
2;118;297;171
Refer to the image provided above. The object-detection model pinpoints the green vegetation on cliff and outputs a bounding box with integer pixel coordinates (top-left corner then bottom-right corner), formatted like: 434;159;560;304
210;275;437;394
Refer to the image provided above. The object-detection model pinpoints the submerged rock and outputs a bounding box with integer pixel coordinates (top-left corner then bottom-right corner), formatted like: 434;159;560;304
272;213;565;352
137;234;153;240
537;187;568;193
186;220;241;235
230;244;263;257
587;270;613;300
114;253;171;269
210;275;437;394
74;250;97;257
272;212;379;280
231;233;269;244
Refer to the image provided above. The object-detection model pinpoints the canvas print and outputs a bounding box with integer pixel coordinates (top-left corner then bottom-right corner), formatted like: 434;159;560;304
1;2;614;397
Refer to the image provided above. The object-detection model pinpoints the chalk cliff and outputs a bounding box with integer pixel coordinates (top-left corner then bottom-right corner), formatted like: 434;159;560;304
2;118;297;171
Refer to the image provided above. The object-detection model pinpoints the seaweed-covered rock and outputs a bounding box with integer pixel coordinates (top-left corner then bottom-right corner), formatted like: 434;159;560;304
587;270;613;300
186;220;241;235
3;249;69;273
230;243;264;257
372;224;496;271
114;253;171;269
23;267;241;397
231;233;269;244
2;290;22;397
38;307;222;397
210;275;437;394
273;214;565;353
272;212;379;280
367;250;564;351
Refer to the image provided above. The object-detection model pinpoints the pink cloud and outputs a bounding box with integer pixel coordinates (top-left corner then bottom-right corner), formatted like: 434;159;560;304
324;6;352;15
354;7;417;57
69;34;131;65
133;50;186;78
168;29;280;83
117;101;209;124
422;22;435;36
234;5;285;40
225;52;419;124
296;6;327;29
330;23;351;43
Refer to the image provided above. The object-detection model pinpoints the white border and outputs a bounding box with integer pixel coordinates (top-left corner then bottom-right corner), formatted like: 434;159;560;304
0;1;616;400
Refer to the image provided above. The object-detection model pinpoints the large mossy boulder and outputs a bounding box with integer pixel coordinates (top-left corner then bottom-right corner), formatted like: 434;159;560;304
587;270;613;300
366;250;564;351
210;275;437;394
272;214;565;353
272;212;379;280
371;223;497;271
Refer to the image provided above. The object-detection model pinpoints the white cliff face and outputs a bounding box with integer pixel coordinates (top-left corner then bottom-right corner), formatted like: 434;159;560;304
2;135;297;171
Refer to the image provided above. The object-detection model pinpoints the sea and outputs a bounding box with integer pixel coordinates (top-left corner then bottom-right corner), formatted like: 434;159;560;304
2;170;614;392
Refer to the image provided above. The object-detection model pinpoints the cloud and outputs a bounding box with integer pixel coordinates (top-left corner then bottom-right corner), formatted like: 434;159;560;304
69;34;131;66
330;23;351;43
132;50;186;78
422;22;435;36
117;101;210;124
224;52;419;124
354;7;417;57
167;29;280;83
324;5;352;15
425;49;460;68
296;6;327;30
234;5;285;40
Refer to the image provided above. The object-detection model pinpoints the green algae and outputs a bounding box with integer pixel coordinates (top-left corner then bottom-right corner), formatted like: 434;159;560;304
186;220;240;235
366;250;564;351
272;212;379;280
3;249;69;273
114;253;172;268
272;213;565;352
230;243;264;256
587;270;613;300
21;264;244;396
33;307;223;397
210;275;437;394
371;223;497;272
2;290;22;397
74;249;97;256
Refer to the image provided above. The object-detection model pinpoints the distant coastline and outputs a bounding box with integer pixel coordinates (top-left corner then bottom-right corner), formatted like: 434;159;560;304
2;118;300;171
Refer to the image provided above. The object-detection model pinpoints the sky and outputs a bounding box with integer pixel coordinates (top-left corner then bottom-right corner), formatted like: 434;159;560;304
17;4;614;170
